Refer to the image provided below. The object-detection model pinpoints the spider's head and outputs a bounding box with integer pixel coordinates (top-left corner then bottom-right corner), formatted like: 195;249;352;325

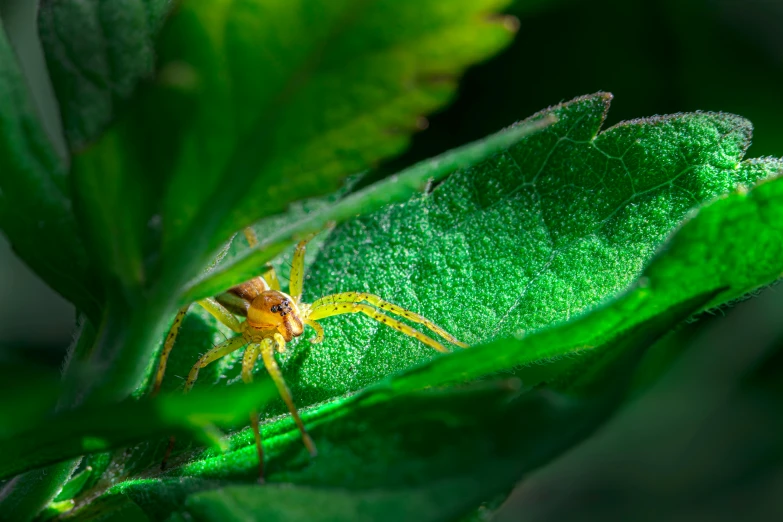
247;290;304;342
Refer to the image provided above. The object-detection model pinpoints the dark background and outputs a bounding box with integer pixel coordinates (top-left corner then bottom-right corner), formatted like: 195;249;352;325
1;0;781;519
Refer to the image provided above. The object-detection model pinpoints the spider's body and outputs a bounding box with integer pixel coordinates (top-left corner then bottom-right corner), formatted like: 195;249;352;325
229;279;305;342
154;230;466;481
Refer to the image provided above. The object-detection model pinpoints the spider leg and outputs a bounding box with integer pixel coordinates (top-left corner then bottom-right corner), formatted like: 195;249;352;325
265;333;317;456
244;227;281;291
154;298;243;396
153;305;191;396
262;264;282;292
289;233;317;303
241;343;266;482
244;227;259;248
310;293;468;348
304;318;324;344
160;334;245;471
197;298;243;333
184;336;247;392
309;302;450;353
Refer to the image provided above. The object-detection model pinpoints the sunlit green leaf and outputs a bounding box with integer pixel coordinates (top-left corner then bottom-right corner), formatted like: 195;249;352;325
253;93;780;410
386;170;783;396
69;0;517;298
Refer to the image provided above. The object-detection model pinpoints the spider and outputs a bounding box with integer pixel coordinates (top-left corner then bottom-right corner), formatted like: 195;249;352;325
153;227;467;481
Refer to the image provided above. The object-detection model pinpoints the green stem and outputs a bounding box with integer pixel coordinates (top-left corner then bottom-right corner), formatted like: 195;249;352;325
73;286;178;403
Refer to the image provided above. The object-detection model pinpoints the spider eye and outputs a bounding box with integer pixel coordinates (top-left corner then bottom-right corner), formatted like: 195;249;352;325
271;305;279;313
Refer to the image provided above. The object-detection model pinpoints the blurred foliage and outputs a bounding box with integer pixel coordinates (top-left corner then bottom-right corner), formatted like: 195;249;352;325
0;0;782;521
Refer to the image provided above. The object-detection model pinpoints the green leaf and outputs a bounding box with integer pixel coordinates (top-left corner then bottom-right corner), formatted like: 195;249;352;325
0;379;276;481
53;464;93;502
177;482;526;522
385;166;783;397
641;174;783;305
182;114;556;303
159;0;517;258
70;127;151;296
62;495;152;522
71;0;516;297
0;315;97;521
0;21;100;320
36;0;175;298
0;460;79;522
250;93;781;411
0;364;60;440
37;0;173;150
183;485;480;522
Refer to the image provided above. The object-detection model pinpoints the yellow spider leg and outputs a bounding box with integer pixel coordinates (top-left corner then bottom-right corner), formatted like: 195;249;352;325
244;227;281;291
304;319;324;344
310;293;468;348
241;343;260;384
263;334;317;456
262;264;281;292
244;227;259;247
153;305;191;396
197;297;243;333
184;336;247;392
309;302;450;353
241;343;266;482
155;299;246;396
289;233;316;303
162;335;246;469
